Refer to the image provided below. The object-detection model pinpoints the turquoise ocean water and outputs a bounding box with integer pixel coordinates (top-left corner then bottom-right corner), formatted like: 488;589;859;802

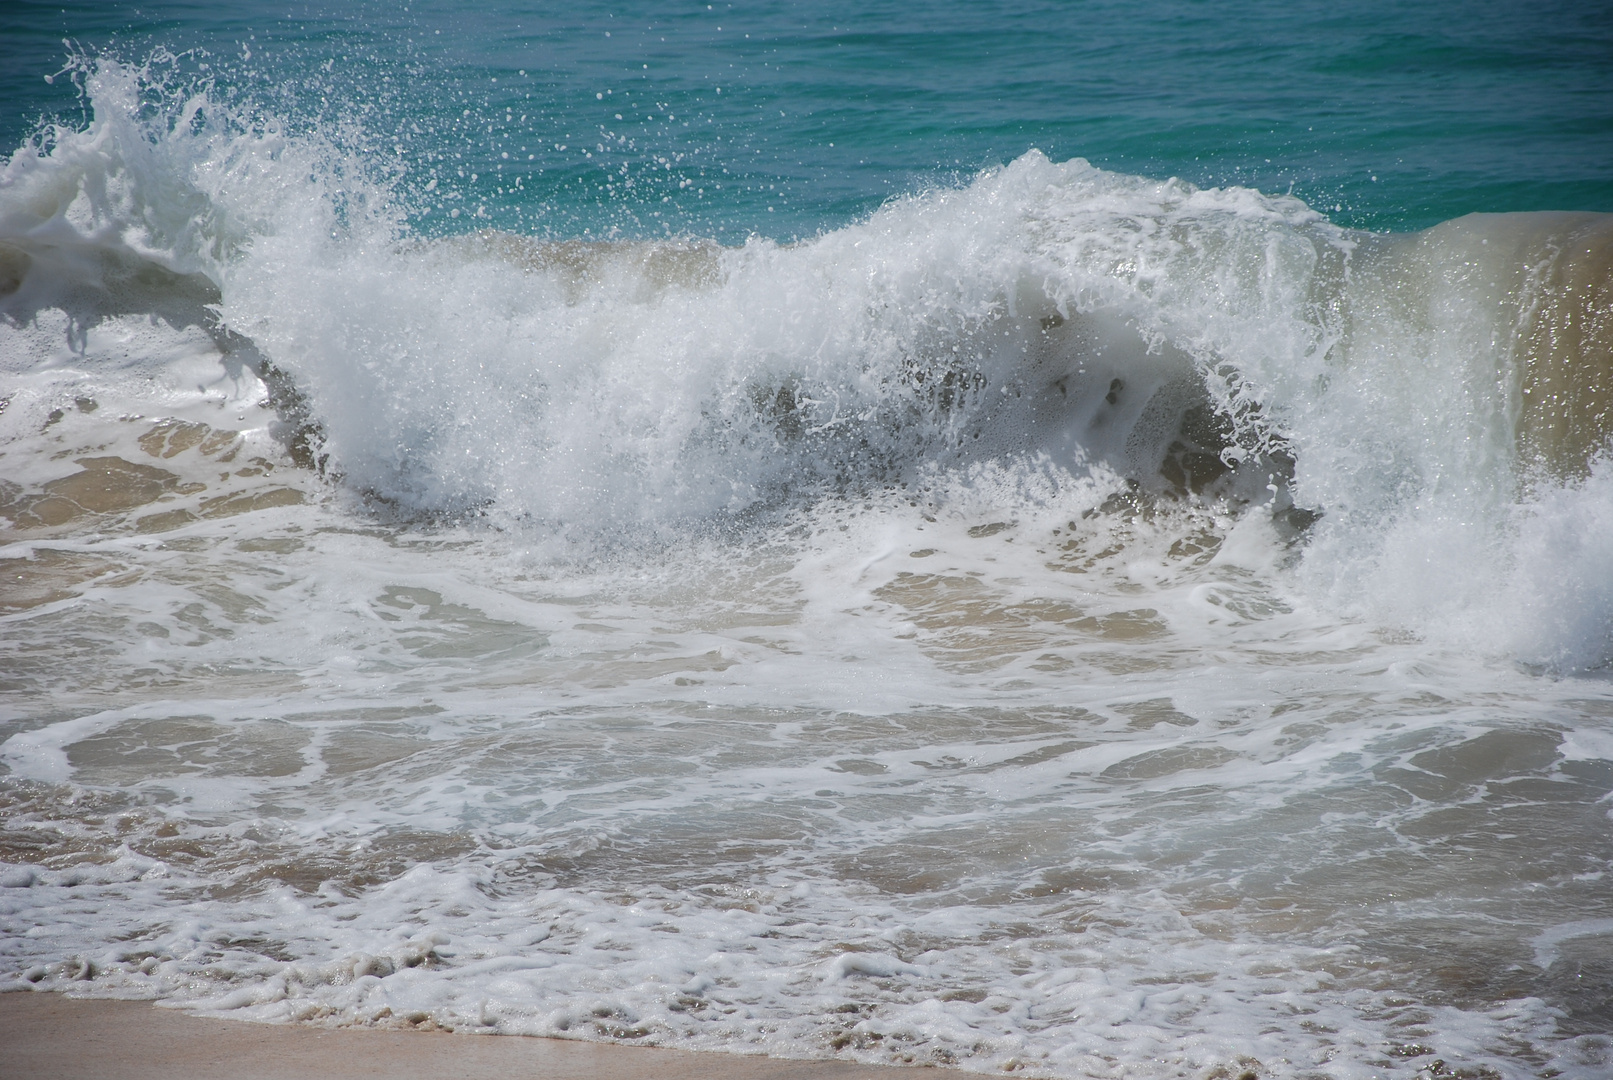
3;4;1613;1079
5;0;1613;240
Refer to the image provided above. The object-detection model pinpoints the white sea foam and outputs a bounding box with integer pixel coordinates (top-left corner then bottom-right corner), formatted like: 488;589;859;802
3;56;1613;1080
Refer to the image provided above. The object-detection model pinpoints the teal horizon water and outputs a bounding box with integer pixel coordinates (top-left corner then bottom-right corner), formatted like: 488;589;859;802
4;0;1613;242
3;4;1613;1079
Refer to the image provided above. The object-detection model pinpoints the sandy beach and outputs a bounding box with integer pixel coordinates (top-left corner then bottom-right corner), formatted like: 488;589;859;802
0;992;912;1080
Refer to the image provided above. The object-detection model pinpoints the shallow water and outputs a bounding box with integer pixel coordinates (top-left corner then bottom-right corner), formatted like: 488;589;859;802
2;5;1612;1079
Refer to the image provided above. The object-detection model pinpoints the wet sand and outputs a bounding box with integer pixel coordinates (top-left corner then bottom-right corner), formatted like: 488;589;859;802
0;992;912;1079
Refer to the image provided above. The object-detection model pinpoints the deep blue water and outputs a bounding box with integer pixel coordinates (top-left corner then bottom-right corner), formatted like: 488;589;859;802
4;0;1613;239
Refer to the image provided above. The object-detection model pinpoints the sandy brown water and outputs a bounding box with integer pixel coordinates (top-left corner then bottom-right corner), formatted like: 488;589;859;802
0;992;909;1080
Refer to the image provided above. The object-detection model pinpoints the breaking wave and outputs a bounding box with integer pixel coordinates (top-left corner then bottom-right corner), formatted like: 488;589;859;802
3;55;1610;669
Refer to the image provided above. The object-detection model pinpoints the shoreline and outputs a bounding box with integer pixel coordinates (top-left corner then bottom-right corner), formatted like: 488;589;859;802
0;991;913;1080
